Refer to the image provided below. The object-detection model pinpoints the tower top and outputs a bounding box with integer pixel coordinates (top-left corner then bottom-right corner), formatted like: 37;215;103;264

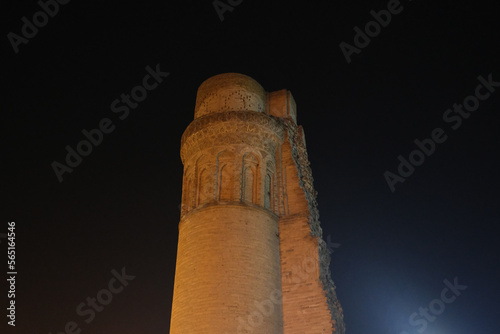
194;73;266;119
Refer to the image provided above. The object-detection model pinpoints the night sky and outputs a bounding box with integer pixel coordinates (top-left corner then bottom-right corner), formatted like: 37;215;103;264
2;0;500;333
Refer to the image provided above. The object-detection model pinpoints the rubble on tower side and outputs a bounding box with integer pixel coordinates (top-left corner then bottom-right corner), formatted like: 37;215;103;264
281;118;346;334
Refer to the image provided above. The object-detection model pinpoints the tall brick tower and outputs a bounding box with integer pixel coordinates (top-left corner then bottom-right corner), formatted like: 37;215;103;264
170;73;345;334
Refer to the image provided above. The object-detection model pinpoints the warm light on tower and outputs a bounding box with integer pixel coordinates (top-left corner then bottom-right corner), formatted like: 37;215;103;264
170;73;345;333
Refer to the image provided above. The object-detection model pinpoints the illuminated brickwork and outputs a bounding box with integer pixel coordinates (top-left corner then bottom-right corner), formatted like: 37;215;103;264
170;73;345;334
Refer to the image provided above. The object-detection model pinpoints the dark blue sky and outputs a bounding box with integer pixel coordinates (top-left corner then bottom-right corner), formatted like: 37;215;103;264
2;0;499;333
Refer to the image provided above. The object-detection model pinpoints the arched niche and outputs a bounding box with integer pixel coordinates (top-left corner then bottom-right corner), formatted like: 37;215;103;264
217;150;235;201
195;155;216;206
182;165;195;213
241;152;260;204
264;161;276;212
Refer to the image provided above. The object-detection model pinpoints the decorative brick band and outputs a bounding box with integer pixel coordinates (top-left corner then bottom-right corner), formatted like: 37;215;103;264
180;110;284;163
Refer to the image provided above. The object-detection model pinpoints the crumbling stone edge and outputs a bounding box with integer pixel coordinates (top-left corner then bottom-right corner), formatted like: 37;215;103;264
282;118;346;334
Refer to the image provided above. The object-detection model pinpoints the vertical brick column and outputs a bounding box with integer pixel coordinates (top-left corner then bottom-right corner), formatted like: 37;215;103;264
170;73;284;334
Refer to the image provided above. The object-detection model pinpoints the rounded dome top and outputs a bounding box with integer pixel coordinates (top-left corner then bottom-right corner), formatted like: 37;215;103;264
194;73;266;119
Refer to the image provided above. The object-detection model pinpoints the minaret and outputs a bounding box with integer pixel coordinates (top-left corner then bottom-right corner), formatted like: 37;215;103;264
170;73;345;334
